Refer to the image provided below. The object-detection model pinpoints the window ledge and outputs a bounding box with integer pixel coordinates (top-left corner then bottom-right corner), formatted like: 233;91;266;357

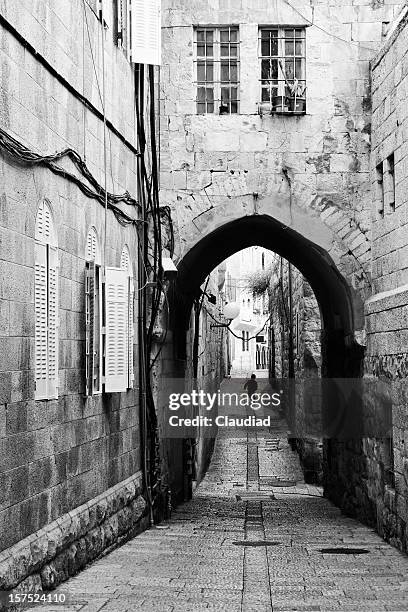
271;109;306;116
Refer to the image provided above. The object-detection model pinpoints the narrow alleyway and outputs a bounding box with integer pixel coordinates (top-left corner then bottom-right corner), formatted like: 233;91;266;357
32;414;408;612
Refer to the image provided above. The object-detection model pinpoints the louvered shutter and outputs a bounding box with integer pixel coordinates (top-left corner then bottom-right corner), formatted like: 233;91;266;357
128;276;135;388
86;227;98;262
94;266;103;393
120;246;130;271
35;242;48;400
47;245;59;399
130;0;161;65
85;262;103;395
85;261;95;396
36;200;52;243
105;267;129;392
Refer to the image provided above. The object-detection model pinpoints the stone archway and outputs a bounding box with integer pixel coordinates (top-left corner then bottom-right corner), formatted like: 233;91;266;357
158;205;369;510
173;210;365;378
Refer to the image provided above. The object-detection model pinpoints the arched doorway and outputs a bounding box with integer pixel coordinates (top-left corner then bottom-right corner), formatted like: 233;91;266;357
173;215;364;377
161;214;367;515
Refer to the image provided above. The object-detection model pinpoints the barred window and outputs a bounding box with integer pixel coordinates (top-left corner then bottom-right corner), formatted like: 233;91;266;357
195;27;239;115
259;27;306;114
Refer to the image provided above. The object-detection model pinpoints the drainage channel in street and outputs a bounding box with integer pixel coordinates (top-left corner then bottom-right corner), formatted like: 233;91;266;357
240;432;274;611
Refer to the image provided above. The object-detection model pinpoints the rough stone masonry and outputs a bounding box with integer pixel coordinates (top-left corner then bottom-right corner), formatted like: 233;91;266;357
158;0;408;553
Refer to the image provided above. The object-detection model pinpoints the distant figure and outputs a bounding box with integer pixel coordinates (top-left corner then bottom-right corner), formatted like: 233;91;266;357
244;374;258;397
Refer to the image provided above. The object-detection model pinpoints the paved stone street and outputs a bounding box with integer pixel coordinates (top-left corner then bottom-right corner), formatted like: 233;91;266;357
30;413;408;612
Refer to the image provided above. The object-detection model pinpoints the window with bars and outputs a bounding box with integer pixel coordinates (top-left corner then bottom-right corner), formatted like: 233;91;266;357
259;27;306;114
242;331;249;352
195;27;239;115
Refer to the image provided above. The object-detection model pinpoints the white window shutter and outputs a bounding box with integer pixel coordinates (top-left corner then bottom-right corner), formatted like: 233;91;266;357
94;266;103;394
34;241;48;400
47;245;59;399
35;200;52;243
130;0;161;65
128;277;135;388
105;267;129;393
120;245;130;272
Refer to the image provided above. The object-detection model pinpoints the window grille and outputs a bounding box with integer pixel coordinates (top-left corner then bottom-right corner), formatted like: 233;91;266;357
195;27;239;115
259;27;306;114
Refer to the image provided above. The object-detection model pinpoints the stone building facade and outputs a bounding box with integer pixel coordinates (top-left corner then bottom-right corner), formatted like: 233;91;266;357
153;263;228;502
160;0;401;300
159;0;408;553
268;257;323;483
225;247;272;378
0;0;159;594
364;7;408;551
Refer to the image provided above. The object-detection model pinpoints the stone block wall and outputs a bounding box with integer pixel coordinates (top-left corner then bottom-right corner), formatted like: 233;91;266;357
160;0;402;299
0;0;145;588
193;271;228;485
268;257;323;483
360;7;408;552
0;473;148;598
152;267;227;503
371;8;408;293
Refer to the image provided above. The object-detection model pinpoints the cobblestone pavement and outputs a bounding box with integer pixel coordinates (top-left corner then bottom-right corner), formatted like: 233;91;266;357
30;412;408;612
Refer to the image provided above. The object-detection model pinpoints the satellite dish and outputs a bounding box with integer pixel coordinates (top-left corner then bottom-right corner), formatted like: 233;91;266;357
223;302;240;321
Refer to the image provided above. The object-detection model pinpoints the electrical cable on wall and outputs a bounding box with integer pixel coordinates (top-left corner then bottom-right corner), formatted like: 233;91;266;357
135;62;176;523
0;127;140;226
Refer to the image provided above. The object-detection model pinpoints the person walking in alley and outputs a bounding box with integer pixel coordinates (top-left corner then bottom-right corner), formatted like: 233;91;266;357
244;373;258;398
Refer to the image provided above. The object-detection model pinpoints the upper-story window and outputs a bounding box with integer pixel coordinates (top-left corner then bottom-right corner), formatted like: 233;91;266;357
35;200;58;400
385;153;395;213
259;27;306;114
97;0;161;65
195;26;239;115
376;152;396;218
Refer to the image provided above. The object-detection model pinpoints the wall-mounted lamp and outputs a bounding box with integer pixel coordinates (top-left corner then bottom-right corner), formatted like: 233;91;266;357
161;257;178;279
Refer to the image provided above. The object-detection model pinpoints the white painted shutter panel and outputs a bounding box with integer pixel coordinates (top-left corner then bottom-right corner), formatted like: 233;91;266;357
95;266;103;394
105;267;129;392
130;0;161;65
86;228;97;262
128;277;135;388
120;246;130;272
35;242;48;400
36;200;52;243
47;245;59;399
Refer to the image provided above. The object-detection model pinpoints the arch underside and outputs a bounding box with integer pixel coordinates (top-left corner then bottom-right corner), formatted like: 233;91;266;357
174;215;361;340
165;213;367;506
